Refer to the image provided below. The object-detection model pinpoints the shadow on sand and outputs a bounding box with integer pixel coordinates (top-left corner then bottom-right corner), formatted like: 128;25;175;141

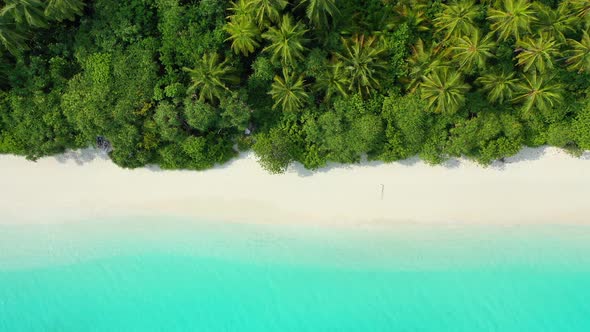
286;146;586;177
52;146;589;176
54;149;110;165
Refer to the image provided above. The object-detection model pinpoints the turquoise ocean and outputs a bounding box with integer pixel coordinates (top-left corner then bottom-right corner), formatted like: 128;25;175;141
1;217;590;331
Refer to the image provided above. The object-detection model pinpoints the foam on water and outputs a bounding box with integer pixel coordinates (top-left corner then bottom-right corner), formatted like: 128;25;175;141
1;217;589;331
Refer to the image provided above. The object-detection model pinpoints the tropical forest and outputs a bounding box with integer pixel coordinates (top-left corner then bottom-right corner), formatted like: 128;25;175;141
1;0;590;173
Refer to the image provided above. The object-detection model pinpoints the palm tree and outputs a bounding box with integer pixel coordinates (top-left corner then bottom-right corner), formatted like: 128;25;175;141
478;0;503;6
269;68;309;112
406;38;444;92
392;0;430;33
449;30;496;71
532;2;578;43
314;62;350;102
44;0;85;22
225;16;260;56
566;30;590;74
227;0;254;20
420;68;470;113
434;0;479;39
513;72;562;114
515;33;558;73
476;71;518;104
183;53;239;104
250;0;288;28
570;0;590;23
0;0;47;28
487;0;535;41
299;0;339;28
262;15;308;67
335;34;388;97
0;16;27;55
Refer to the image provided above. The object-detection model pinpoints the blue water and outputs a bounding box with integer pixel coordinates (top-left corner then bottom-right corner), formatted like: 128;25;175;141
1;218;590;331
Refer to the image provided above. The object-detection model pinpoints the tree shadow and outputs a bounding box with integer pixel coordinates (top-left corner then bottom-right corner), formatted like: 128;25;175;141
144;151;251;173
286;146;577;177
397;156;421;167
145;164;164;172
288;161;355;177
488;160;507;171
51;146;588;176
441;158;461;169
54;148;109;165
213;151;251;171
505;146;548;163
288;153;464;177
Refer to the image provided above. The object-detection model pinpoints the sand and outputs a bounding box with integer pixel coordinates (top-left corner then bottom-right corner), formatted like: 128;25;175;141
0;147;589;225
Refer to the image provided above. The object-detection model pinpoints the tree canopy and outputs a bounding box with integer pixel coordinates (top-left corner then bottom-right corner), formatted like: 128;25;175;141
1;0;590;171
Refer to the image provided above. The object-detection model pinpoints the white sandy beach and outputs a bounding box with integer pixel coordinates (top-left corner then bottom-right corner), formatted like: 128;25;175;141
0;147;589;225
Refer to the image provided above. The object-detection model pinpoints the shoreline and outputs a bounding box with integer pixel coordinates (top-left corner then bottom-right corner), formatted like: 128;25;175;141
1;146;589;226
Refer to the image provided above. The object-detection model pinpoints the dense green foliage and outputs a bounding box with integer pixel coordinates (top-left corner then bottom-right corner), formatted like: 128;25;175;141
1;0;590;172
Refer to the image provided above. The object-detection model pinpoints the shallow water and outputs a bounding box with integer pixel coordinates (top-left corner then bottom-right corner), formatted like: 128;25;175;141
1;218;589;331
